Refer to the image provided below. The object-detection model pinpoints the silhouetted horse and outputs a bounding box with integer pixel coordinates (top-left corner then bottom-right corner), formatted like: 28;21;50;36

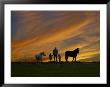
65;48;79;62
35;52;46;62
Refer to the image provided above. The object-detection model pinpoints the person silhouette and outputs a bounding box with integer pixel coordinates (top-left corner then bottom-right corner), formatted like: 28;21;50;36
49;53;53;62
53;47;58;62
58;54;61;63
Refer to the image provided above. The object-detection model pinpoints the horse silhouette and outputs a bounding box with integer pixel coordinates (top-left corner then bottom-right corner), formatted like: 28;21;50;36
65;48;79;62
35;52;46;62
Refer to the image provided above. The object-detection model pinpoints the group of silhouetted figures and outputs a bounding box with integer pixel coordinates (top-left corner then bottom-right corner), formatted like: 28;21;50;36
35;47;79;63
48;47;79;62
49;47;61;62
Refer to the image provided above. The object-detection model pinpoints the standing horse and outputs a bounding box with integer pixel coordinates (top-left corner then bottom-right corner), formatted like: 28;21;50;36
35;52;46;62
65;48;79;62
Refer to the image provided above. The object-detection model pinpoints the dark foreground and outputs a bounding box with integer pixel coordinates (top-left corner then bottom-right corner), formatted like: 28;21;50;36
11;62;100;77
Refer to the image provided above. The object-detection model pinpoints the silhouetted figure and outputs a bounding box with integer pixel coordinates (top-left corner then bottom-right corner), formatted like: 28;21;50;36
65;48;79;62
49;53;53;62
58;54;61;63
53;47;58;62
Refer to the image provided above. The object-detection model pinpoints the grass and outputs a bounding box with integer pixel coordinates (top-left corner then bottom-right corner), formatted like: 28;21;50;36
11;62;100;77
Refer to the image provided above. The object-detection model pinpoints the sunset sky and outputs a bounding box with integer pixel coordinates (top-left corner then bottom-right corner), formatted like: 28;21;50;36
11;11;100;62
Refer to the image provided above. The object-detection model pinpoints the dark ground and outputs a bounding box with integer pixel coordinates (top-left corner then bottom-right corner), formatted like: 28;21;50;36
11;62;100;77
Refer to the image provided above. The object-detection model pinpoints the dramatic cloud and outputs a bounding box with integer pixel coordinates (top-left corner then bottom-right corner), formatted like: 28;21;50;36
11;11;100;62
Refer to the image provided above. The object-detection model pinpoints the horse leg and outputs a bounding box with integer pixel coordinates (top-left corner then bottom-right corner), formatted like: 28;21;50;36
65;56;68;62
75;57;76;62
72;57;74;62
67;56;68;62
36;58;38;63
40;59;42;62
38;59;39;63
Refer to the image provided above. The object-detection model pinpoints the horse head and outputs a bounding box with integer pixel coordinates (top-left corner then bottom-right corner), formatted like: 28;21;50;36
73;48;79;52
77;48;79;50
77;48;79;52
41;52;46;56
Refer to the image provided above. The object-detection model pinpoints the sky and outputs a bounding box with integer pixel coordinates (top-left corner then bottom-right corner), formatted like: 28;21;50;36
11;11;100;62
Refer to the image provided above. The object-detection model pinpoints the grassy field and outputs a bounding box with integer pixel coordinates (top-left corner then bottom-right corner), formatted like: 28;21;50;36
11;62;100;77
